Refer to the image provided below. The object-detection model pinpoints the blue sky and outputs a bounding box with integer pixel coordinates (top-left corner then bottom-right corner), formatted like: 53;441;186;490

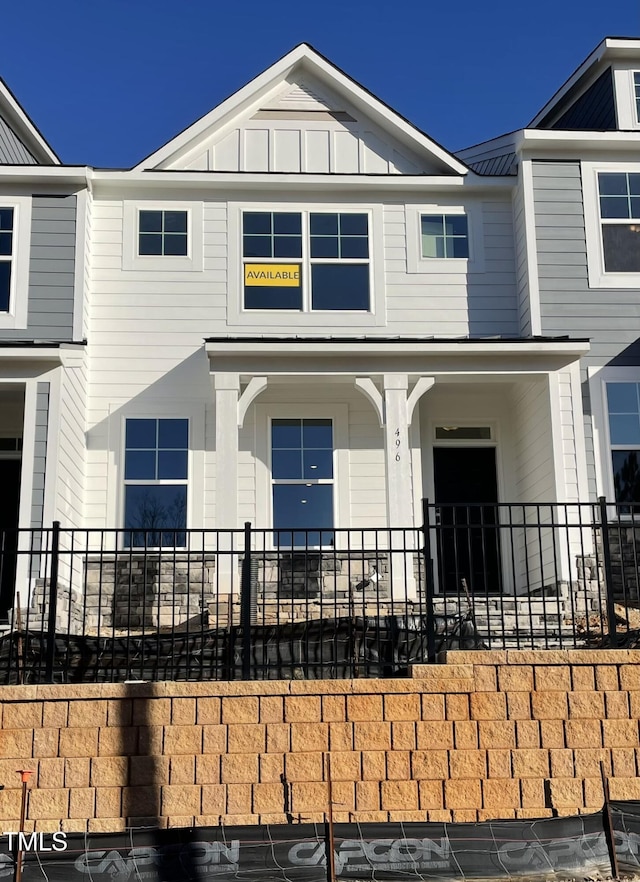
3;0;638;167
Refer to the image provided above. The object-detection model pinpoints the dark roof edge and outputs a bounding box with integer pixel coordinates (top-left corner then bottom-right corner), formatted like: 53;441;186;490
204;335;589;344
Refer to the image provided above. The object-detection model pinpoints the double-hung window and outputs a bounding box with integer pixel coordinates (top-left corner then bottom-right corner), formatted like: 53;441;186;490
271;418;334;546
124;418;188;547
597;172;640;273
242;211;370;311
606;382;640;508
0;208;15;312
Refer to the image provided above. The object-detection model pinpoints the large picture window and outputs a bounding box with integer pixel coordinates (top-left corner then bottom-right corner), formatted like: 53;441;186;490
597;172;640;273
606;382;640;507
124;418;188;547
243;211;370;311
271;418;334;546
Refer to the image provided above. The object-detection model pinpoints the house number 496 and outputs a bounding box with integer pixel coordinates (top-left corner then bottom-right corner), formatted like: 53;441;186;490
395;428;401;461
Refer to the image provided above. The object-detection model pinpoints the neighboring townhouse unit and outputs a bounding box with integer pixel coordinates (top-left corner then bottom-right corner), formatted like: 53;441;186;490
0;80;86;624
3;38;640;665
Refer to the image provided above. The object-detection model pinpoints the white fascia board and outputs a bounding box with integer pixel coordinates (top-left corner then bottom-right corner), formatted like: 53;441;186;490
516;129;640;154
0;79;60;164
206;340;590;358
0;343;85;363
134;44;468;175
0;166;88;184
90;170;513;194
528;38;640;128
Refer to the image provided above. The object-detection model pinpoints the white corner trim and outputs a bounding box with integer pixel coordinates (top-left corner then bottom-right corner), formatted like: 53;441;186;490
521;160;542;335
73;189;87;341
238;377;268;427
42;367;61;526
407;377;435;424
547;372;564;503
355;377;384;426
569;362;590;502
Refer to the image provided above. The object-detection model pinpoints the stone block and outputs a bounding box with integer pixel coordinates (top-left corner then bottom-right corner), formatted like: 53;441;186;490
384;694;420;721
285;753;323;782
506;693;531;720
571;666;595;691
221;754;258;785
606;691;630;719
64;758;91;788
68;701;107;728
353;722;391;751
202;724;227;754
320;696;345;722
531;693;568;720
132;698;171;725
90;757;129;787
604;719;639;748
550;749;574;778
356;780;381;811
226;784;252;815
473;666;497;692
253;783;285;814
444;779;482;810
534;666;571;691
498;666;533;692
547;778;583;808
540;720;566;749
612;748;637;777
478;721;515;749
266;724;290;754
418;780;443;810
386;751;410;781
620;666;640;690
43;702;68;728
381;780;418;811
421;695;446;720
362;751;386;781
470;693;506;721
88;819;127;833
416;721;453;749
564;720;603;747
596;666;619;692
453;809;479;822
328;751;361;782
511;749;550;778
98;727;137;757
445;694;470;721
428;810;453;822
38;759;64;789
291;782;328;813
520;778;545;808
487;749;511;778
453;721;479;749
482;778;520;809
347;695;383;722
449;750;486;779
284;697;321;723
161;785;201;816
573;748;611;778
222;697;259;724
164;726;202;755
33;728;60;758
69;788;96;819
608;777;640;800
410;750;448;780
291;723;328;753
391;722;416;750
3;703;43;729
568;692;605;719
95;788;122;818
200;784;225;814
584;777;604;807
515;721;541;748
169;756;195;785
196;697;221;725
107;699;133;727
227;724;265;754
171;699;196;726
58;728;98;758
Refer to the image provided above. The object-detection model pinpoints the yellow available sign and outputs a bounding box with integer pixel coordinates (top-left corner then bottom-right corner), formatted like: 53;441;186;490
244;264;300;286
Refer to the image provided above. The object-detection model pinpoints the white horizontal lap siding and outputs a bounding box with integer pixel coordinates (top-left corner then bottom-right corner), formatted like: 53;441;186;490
385;200;519;336
348;394;386;528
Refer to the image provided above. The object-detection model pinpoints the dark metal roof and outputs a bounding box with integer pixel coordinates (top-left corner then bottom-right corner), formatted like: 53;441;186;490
205;335;589;344
0;340;86;348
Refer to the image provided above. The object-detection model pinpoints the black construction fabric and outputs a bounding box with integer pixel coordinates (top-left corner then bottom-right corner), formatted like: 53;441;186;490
0;809;624;882
0;613;484;684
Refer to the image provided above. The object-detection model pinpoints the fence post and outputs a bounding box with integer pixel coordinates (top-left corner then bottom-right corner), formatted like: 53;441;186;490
421;499;437;662
240;522;253;680
44;521;60;683
598;497;618;650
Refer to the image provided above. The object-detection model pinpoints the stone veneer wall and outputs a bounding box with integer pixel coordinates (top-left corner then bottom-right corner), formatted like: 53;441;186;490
1;650;640;832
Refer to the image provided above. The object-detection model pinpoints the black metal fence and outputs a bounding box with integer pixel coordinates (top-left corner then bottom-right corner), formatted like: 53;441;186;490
0;498;638;683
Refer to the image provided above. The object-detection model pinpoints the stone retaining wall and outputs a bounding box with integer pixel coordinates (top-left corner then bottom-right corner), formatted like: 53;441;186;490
0;650;639;832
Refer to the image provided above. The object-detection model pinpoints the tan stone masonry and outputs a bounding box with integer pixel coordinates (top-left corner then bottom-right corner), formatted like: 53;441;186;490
0;650;640;832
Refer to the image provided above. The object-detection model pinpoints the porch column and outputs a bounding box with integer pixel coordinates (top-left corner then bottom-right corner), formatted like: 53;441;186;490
214;372;240;592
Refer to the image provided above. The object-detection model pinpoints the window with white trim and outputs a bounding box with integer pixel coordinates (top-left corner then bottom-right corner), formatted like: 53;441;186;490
597;172;640;273
606;382;640;507
271;417;334;546
0;208;14;312
242;211;370;311
122;202;203;272
138;210;188;256
421;214;469;259
124;418;188;547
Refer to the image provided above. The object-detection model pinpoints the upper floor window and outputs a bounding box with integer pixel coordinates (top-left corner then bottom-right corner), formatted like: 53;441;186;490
138;210;188;256
597;172;640;273
634;73;640;124
421;214;469;259
124;417;189;547
242;211;370;311
0;208;14;312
